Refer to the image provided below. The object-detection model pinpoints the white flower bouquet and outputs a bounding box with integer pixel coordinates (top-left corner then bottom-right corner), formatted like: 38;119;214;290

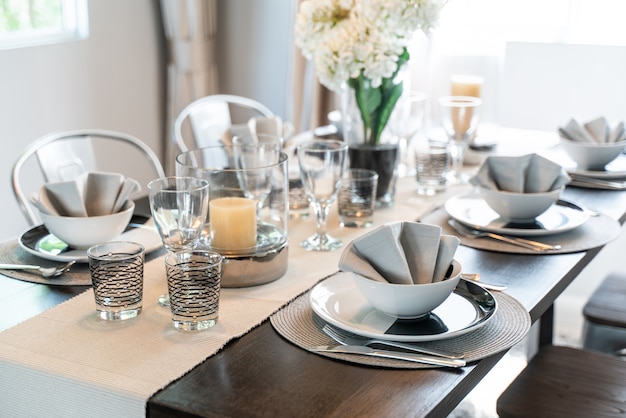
295;0;445;145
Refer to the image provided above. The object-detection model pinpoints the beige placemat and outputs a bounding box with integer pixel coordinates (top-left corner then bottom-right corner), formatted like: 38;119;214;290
270;285;530;369
422;208;620;254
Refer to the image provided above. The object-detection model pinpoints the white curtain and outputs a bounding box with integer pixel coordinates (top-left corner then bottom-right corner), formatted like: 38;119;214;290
160;0;218;174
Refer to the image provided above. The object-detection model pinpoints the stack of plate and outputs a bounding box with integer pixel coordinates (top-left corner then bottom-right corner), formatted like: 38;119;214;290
444;193;591;237
309;272;497;343
567;153;626;190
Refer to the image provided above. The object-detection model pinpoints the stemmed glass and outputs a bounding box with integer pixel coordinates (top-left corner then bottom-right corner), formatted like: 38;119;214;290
389;91;427;177
298;140;348;251
148;176;210;306
439;95;481;184
231;134;282;217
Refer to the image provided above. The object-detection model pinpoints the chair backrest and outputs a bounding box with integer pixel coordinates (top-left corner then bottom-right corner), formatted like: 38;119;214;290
173;94;274;153
12;129;165;226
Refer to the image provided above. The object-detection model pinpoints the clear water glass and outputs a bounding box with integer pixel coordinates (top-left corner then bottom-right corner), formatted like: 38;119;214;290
439;95;481;184
148;176;210;306
298;140;348;251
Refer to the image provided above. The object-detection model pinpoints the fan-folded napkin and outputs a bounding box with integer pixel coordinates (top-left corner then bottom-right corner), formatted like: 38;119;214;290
36;171;140;217
559;117;626;144
470;153;570;193
338;221;460;285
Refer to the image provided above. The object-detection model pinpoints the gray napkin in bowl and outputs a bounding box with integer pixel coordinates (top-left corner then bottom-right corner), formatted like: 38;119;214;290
470;153;570;193
560;117;626;144
338;221;460;285
36;171;140;217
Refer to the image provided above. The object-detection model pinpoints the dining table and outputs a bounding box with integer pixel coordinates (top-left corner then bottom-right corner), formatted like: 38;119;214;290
1;127;626;418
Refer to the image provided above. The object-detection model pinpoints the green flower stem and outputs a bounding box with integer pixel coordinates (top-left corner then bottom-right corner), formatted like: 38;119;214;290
348;49;410;145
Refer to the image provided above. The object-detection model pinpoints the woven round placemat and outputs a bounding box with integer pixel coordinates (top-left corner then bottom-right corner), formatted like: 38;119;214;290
0;240;165;286
422;208;620;255
0;240;91;286
270;286;530;369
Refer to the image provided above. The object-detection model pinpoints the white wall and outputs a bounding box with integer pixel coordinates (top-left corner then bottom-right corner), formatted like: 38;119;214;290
216;0;296;122
0;0;164;240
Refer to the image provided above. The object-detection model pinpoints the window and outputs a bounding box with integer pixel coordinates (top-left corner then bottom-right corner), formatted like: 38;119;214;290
0;0;88;50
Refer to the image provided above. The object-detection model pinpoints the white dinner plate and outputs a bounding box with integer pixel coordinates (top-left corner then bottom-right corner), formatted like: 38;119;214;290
19;215;163;263
566;152;626;180
309;272;497;342
444;193;589;237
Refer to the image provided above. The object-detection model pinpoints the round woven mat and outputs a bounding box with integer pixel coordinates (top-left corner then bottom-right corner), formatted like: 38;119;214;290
270;286;530;369
422;208;620;255
0;240;165;286
0;240;91;286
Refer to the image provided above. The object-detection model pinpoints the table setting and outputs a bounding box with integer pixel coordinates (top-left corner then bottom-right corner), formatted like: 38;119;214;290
271;221;531;369
0;171;164;286
550;116;626;190
421;153;622;255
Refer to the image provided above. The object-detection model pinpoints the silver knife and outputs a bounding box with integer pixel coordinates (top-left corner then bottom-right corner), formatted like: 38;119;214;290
309;345;466;368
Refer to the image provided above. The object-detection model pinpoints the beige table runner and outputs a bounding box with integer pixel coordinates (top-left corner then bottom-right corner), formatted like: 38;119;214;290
0;177;466;418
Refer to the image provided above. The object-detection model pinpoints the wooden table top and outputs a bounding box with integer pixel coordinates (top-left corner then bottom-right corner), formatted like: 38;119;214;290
146;186;626;418
145;130;626;417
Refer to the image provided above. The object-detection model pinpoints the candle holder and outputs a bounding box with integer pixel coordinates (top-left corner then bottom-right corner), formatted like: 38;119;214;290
176;145;289;287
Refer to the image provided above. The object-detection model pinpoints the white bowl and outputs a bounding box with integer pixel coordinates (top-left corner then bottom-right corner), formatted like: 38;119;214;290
479;186;562;221
40;201;135;249
352;259;462;319
560;138;626;170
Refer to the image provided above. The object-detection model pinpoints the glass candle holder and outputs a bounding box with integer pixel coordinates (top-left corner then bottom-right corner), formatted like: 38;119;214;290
176;145;289;288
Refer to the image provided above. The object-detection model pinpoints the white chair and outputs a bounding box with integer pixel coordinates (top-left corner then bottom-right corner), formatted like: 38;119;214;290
12;129;165;226
172;94;274;153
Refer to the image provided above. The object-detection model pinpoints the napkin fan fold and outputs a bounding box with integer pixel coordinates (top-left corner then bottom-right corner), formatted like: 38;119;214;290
470;153;570;193
338;222;460;285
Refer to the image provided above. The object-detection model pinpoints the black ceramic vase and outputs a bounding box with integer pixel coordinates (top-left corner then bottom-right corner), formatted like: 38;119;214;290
348;143;399;207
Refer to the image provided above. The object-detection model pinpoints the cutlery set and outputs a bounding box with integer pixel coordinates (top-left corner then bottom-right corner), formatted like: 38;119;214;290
448;219;561;252
310;324;467;368
568;175;626;191
0;260;76;278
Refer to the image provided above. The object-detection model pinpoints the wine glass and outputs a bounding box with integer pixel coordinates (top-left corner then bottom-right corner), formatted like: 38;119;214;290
231;134;282;217
148;176;210;306
297;140;348;251
439;95;481;184
389;91;427;177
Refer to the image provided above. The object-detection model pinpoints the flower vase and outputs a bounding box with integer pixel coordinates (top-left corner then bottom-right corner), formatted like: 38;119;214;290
341;69;407;207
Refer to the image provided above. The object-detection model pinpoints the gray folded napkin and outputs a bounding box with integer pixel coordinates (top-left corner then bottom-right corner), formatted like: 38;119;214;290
559;117;626;144
35;171;140;217
470;153;570;193
338;221;460;285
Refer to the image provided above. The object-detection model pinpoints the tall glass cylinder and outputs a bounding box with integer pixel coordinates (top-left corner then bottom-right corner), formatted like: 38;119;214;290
176;145;289;287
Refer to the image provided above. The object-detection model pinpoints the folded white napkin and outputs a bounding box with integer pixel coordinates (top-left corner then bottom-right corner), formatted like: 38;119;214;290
338;221;460;285
35;171;140;217
470;153;570;193
559;117;626;144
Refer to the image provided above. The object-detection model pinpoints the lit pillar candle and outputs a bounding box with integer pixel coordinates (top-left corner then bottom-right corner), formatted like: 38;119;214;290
451;74;483;98
209;197;257;250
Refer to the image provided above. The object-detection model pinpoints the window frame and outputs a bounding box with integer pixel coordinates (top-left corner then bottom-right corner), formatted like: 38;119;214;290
0;0;89;50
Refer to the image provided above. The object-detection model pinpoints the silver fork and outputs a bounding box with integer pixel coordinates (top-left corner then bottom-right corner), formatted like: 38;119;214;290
322;324;464;359
448;219;561;252
0;260;76;278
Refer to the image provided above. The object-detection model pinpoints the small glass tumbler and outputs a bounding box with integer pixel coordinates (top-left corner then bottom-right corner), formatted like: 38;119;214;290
165;250;224;331
338;168;378;228
415;139;451;196
288;154;310;219
87;241;145;321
